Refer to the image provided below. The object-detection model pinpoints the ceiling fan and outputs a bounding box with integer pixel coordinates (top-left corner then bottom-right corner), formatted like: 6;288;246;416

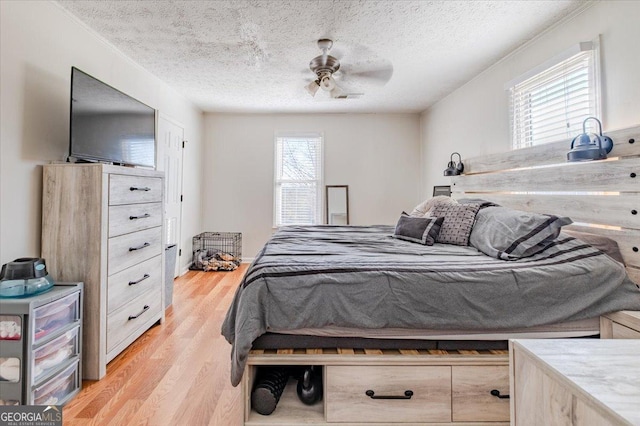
305;39;346;99
304;39;393;99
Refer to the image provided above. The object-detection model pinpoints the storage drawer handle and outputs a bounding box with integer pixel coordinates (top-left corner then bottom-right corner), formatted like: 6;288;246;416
130;186;151;192
490;389;510;399
365;389;413;400
128;305;149;320
129;213;151;220
129;274;150;286
129;242;150;252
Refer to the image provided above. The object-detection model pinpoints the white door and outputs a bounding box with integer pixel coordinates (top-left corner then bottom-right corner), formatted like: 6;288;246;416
158;115;184;278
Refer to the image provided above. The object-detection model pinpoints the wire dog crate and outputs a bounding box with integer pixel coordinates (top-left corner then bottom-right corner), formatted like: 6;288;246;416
190;232;242;271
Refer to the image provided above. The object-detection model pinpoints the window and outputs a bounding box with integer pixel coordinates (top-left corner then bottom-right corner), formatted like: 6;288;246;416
274;133;323;227
507;40;600;150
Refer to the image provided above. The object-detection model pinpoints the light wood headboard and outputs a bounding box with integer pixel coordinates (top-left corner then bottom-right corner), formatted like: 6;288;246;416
451;124;640;284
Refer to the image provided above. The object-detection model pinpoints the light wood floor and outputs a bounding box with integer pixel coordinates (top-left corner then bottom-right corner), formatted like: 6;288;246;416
63;265;247;425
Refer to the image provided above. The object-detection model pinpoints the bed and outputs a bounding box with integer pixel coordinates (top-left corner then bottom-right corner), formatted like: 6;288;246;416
222;124;640;425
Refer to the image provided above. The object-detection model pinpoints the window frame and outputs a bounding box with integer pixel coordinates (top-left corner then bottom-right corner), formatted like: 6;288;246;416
506;38;601;150
273;132;324;228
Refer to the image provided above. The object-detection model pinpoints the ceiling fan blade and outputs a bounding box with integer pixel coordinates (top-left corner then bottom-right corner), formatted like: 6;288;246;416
344;63;394;85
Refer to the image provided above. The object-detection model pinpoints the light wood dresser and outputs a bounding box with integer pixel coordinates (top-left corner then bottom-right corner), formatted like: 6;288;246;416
510;339;640;426
42;163;165;380
601;311;640;339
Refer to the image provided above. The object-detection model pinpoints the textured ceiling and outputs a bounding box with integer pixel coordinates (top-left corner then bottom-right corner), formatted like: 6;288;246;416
56;0;586;113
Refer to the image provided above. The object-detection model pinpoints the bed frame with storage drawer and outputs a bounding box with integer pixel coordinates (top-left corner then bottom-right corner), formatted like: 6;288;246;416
242;124;639;425
244;348;510;425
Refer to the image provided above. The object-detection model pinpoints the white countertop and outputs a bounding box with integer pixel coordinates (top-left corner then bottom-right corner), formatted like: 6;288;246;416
513;339;640;425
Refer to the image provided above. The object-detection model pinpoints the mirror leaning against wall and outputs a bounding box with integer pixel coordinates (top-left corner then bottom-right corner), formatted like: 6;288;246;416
326;185;349;225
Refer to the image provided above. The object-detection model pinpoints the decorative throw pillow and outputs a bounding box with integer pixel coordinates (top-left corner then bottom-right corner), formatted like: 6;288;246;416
430;203;481;246
469;206;573;260
393;214;445;246
409;196;457;217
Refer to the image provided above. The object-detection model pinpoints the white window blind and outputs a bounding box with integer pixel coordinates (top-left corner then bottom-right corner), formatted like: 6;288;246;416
121;136;155;167
508;41;600;150
274;134;323;227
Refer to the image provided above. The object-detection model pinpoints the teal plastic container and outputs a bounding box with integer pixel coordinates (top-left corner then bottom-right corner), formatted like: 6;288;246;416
0;258;55;298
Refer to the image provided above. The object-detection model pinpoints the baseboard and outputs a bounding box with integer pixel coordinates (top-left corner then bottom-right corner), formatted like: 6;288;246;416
242;258;255;264
179;264;191;276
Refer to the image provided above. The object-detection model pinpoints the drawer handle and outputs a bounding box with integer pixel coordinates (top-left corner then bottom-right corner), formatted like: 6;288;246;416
130;186;151;192
129;242;150;252
128;305;149;320
129;213;151;220
129;274;150;286
365;389;413;400
490;389;510;399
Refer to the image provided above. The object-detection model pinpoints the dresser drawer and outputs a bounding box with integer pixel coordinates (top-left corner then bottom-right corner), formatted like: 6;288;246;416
108;255;162;314
452;365;510;422
108;227;162;275
326;365;451;423
108;202;162;237
107;288;161;353
109;175;162;205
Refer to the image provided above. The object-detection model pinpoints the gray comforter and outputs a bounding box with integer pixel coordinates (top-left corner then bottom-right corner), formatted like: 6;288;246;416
221;225;640;385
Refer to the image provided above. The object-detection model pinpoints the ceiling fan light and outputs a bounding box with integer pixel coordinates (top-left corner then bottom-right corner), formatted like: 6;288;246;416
319;74;336;91
305;80;320;96
330;86;343;98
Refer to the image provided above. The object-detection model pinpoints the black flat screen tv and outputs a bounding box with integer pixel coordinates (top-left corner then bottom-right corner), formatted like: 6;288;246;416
69;67;156;168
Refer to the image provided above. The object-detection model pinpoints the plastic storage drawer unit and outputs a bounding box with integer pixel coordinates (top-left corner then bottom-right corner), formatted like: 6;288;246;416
0;283;83;405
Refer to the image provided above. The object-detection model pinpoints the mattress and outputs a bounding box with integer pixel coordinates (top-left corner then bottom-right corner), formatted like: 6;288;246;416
272;316;600;340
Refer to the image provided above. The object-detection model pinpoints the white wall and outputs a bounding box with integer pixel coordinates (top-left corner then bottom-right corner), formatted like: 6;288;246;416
204;113;421;258
420;0;640;198
0;1;204;273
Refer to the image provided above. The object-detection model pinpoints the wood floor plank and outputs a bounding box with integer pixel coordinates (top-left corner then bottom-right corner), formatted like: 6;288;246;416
106;399;145;426
127;322;230;423
128;340;212;424
208;380;242;426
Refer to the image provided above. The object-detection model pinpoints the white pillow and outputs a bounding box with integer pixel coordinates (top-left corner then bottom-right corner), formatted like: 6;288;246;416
409;196;457;217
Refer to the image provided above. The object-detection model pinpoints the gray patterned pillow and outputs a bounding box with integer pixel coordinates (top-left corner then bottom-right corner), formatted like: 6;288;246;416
393;213;444;246
430;203;481;246
469;207;573;260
